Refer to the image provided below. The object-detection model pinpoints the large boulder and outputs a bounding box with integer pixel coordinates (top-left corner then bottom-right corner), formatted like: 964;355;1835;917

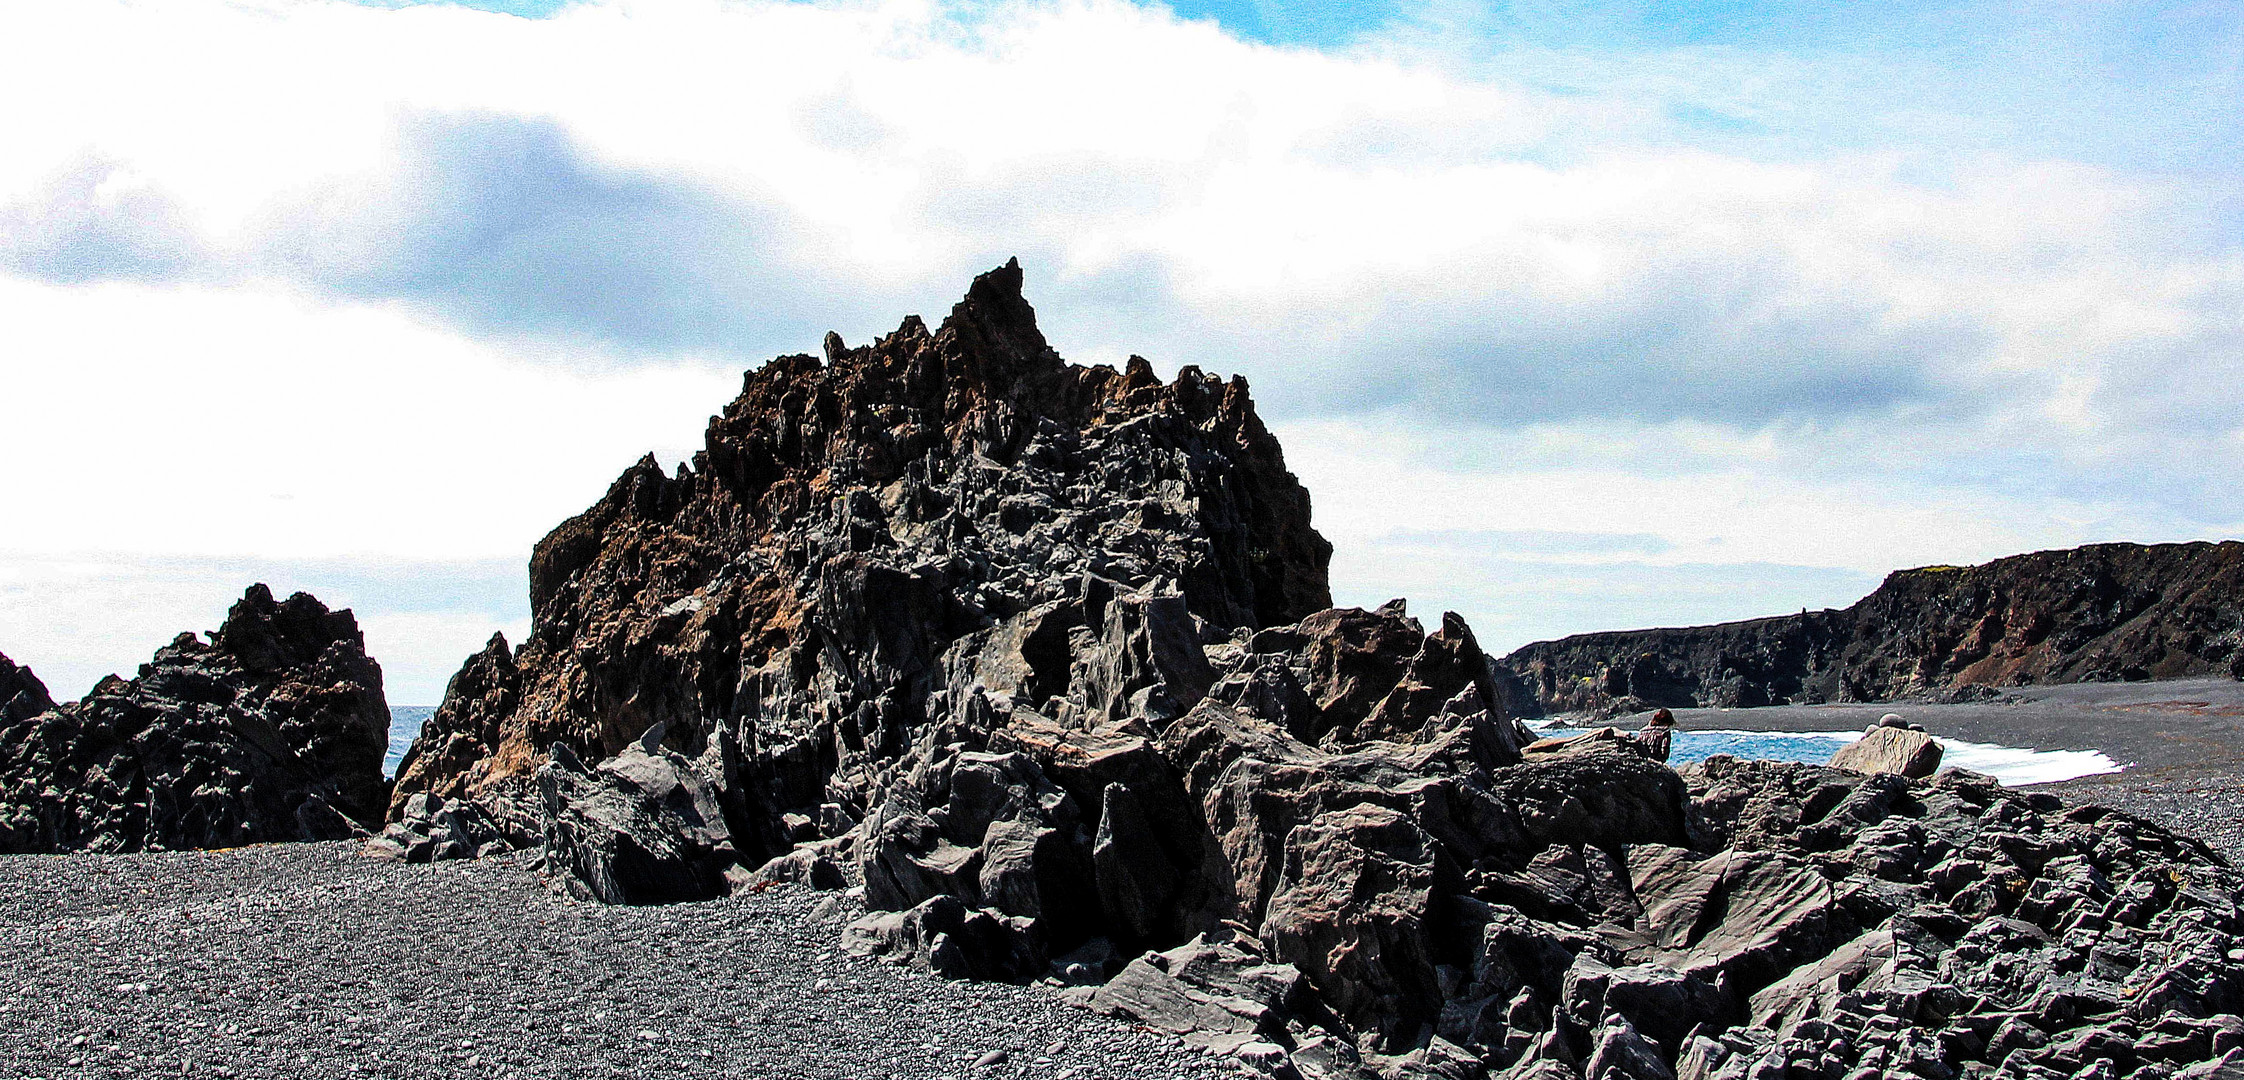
1077;590;1216;727
1261;803;1453;1047
0;585;390;853
1626;843;1850;996
1159;701;1490;924
366;791;524;863
1583;1014;1677;1080
1086;933;1327;1053
1561;953;1729;1057
842;894;1045;982
1828;725;1943;778
1349;611;1506;748
1000;710;1236;945
538;726;738;904
856;742;1096;930
1482;739;1690;852
1293;603;1425;741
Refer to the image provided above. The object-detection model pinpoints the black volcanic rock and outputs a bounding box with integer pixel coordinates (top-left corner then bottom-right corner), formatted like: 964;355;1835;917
1500;540;2244;715
395;259;1333;867
0;585;390;853
389;266;2244;1080
0;650;54;723
386;631;522;821
538;725;738;905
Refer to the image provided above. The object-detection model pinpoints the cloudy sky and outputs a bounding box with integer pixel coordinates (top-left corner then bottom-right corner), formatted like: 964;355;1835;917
2;0;2239;704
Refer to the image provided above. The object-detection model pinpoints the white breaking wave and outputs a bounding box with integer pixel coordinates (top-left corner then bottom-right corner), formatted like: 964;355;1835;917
1529;723;2122;785
1697;729;2122;785
1933;738;2123;785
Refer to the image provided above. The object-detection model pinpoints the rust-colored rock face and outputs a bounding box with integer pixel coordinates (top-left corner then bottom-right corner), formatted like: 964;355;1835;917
392;260;1333;836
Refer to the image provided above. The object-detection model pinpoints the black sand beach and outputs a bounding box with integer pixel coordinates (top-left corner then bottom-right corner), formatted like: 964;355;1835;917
0;844;1232;1080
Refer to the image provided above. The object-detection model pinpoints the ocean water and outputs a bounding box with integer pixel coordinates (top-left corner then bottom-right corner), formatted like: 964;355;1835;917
1536;726;2120;786
387;705;435;777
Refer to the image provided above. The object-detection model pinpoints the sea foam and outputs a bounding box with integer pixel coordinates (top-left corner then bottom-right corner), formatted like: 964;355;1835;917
1534;723;2120;785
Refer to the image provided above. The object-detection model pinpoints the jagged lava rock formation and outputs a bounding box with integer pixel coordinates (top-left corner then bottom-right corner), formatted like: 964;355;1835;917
0;585;391;852
1500;540;2244;716
396;265;2244;1080
392;257;1334;853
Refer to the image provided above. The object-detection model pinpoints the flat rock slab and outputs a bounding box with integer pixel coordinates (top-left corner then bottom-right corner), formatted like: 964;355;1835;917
0;843;1235;1080
1828;726;1943;777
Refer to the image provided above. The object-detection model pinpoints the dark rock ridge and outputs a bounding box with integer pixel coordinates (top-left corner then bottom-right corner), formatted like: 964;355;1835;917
1499;540;2244;716
0;585;391;853
398;266;2244;1080
393;257;1332;854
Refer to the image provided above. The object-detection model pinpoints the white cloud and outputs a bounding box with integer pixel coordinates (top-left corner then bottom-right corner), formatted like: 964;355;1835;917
357;607;532;705
0;276;734;560
0;0;2238;693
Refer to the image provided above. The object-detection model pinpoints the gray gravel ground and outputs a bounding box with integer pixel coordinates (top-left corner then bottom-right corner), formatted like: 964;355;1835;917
2035;772;2244;867
0;843;1239;1080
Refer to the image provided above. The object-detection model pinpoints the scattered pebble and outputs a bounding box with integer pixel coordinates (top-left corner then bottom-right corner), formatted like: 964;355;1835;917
0;843;1233;1079
2039;774;2244;866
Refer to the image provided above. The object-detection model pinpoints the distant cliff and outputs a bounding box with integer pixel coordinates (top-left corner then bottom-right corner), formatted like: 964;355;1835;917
1498;540;2244;716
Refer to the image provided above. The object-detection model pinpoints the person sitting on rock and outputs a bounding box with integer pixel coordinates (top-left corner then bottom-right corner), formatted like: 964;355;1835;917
1634;708;1675;762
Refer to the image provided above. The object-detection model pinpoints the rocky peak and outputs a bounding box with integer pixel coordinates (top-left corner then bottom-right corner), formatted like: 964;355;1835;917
0;585;390;853
0;650;54;724
378;266;2244;1080
400;261;1333;833
212;582;374;676
943;256;1059;388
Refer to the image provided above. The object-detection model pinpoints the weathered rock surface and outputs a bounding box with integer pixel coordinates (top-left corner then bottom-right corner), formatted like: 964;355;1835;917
538;724;739;905
366;791;525;863
390;265;2244;1080
1500;540;2244;715
1829;725;1945;778
0;585;390;853
842;893;1046;982
395;259;1331;870
387;631;522;822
